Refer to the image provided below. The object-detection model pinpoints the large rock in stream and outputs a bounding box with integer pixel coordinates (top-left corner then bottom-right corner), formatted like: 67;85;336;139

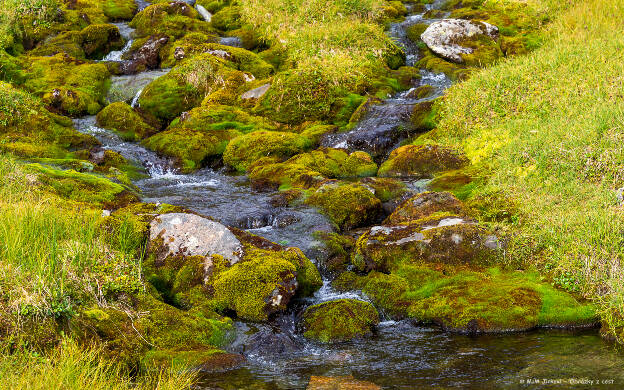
300;299;380;343
421;19;501;64
146;212;322;321
332;192;599;333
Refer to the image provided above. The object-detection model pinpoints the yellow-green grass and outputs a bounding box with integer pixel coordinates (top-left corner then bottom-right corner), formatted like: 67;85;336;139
239;0;399;85
0;155;144;319
423;0;624;338
0;339;196;389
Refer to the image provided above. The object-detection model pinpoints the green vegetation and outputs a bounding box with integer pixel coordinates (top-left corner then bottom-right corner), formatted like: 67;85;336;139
422;0;624;340
301;299;380;343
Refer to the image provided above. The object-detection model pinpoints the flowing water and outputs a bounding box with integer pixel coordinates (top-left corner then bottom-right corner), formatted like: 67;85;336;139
321;0;452;160
71;1;624;388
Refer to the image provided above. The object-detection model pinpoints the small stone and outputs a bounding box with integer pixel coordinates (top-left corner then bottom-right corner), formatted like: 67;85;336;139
241;83;271;100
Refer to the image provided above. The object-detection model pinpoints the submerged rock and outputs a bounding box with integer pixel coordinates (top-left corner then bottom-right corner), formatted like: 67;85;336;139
300;299;380;343
421;19;500;64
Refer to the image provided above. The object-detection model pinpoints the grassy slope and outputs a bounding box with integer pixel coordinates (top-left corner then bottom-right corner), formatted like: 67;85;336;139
426;0;624;336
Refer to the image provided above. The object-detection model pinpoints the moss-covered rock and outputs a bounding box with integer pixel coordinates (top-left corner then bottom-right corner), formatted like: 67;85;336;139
23;54;111;117
306;182;382;231
25;163;138;209
143;104;274;172
307;376;381;390
300;124;337;146
352;218;500;273
31;24;124;60
212;245;322;321
300;299;379;343
103;0;139;20
378;144;469;178
129;1;213;39
385;191;468;225
144;212;321;321
96;102;157;141
0;81;98;158
255;68;348;124
223;130;312;172
337;265;598;333
248;148;378;190
211;6;242;31
137;53;247;123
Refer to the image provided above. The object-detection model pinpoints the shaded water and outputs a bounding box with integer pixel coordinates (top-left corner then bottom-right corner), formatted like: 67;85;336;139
71;1;624;388
200;324;624;389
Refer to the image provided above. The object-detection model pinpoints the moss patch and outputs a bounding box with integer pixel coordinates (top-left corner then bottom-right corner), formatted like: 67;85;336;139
301;299;379;343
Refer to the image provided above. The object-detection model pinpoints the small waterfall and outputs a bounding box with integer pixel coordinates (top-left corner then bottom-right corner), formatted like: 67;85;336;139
130;88;142;108
103;39;134;62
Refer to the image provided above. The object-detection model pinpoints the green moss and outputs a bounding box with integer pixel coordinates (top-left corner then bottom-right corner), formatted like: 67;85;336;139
249;148;377;190
406;23;428;43
416;48;472;81
223;130;312;172
300;124;337;146
80;24;124;59
360;177;407;203
306;182;382;231
23;54;111;117
25;163;137;208
385;191;469;225
211;6;242;31
456;32;503;67
255;68;348;124
138;53;245;123
313;231;355;274
212;257;297;321
301;299;379;343
103;0;138;20
129;2;212;39
378;144;469;178
96;102;156;141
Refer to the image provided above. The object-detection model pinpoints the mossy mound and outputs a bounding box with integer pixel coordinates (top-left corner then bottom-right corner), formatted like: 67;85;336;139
360;177;408;204
300;299;379;343
340;265;598;333
25;163;138;208
96;102;157;141
416;49;472;81
23;54;111;117
352;218;499;273
255;68;349;125
129;1;213;39
211;6;242;31
406;23;429;43
137;53;247;124
385;191;468;225
306;182;382;231
144;214;322;322
300;124;337;146
143;103;275;172
74;293;235;369
210;246;322;321
0;81;97;158
378;144;469;178
32;24;124;60
248;148;378;190
103;0;139;20
223;130;312;172
157;32;220;68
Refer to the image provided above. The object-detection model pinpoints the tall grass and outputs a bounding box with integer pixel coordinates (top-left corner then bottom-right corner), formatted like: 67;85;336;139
428;0;624;337
0;155;144;319
0;0;59;51
0;339;196;389
239;0;396;84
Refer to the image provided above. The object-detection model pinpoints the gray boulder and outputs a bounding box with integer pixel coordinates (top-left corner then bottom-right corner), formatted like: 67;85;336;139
421;19;498;63
195;4;212;22
149;213;243;265
241;83;271;100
